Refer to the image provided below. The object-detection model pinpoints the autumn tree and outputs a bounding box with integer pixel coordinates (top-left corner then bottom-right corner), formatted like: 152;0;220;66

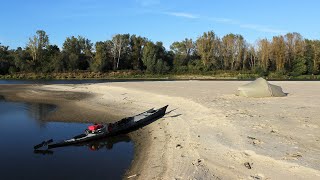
257;39;271;71
221;34;246;70
284;33;306;72
196;31;221;69
170;38;195;67
234;35;246;70
305;40;320;74
245;45;257;70
271;36;286;72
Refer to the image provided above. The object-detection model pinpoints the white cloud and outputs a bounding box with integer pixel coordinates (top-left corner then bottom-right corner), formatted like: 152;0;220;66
239;24;286;34
164;12;199;19
135;0;160;7
163;11;286;34
208;17;234;23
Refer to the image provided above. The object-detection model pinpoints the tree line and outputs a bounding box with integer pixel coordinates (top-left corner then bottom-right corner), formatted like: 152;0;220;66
1;30;320;77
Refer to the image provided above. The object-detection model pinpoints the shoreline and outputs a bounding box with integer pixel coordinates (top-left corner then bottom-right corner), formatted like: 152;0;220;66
1;81;320;179
1;72;320;81
0;84;157;179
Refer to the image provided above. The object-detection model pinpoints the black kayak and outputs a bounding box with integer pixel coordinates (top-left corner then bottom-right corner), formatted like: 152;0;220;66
34;105;168;150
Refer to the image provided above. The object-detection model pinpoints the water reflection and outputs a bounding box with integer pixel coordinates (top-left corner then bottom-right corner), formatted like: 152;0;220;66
26;103;56;127
0;97;56;126
34;135;131;155
0;100;134;180
0;95;5;101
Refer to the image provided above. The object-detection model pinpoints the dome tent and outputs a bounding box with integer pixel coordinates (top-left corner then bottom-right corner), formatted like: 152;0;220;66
237;78;286;97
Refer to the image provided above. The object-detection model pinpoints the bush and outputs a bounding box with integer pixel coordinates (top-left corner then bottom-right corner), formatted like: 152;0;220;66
253;66;269;77
267;71;289;80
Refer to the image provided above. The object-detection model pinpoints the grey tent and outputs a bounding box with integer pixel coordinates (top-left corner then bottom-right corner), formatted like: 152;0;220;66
237;78;286;97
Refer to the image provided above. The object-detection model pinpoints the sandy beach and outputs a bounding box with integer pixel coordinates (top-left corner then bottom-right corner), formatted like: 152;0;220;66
1;81;320;180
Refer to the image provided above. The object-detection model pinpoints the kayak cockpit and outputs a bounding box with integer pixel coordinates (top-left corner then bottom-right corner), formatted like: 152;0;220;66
85;124;107;135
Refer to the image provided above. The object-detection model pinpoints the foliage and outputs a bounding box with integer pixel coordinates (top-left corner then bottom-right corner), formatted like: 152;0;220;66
0;30;320;80
290;55;306;76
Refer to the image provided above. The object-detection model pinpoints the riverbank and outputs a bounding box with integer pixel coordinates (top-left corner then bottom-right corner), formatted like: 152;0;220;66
0;84;121;123
1;81;320;179
1;71;320;81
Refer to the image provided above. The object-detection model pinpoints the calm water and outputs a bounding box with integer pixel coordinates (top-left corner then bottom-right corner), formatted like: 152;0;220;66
0;100;134;180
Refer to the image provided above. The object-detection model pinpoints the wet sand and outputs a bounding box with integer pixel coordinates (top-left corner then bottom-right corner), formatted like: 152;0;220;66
1;81;320;179
0;84;119;123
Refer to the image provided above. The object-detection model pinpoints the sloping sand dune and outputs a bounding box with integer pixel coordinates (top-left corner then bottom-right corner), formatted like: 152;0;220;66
34;81;320;179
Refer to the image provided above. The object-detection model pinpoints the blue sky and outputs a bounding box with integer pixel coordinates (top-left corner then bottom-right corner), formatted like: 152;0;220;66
1;0;320;49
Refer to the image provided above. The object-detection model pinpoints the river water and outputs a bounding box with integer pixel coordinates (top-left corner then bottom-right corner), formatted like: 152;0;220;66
0;80;134;180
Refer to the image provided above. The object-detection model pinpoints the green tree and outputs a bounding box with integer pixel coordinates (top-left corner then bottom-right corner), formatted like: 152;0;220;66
196;31;221;69
170;38;195;67
91;41;112;72
284;33;305;71
290;55;306;76
13;47;32;72
27;30;49;71
110;34;130;70
45;45;64;72
142;41;169;74
130;35;146;70
305;40;320;74
62;36;93;70
0;44;14;74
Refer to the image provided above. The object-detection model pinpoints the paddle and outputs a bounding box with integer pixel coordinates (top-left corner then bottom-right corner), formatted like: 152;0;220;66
33;139;53;150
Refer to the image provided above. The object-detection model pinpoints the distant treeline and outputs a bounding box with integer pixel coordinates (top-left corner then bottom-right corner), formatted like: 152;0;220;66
0;30;320;78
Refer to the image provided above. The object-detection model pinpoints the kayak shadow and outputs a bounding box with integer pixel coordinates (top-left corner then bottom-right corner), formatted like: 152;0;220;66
33;135;131;155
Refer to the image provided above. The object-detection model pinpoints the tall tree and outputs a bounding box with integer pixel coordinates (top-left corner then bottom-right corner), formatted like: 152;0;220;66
91;41;112;72
257;39;271;71
271;36;286;72
130;35;146;70
291;55;306;76
0;44;14;74
27;30;49;71
284;32;305;71
245;45;257;70
234;34;246;70
196;31;221;69
305;40;320;74
62;36;92;70
110;34;130;70
221;34;246;70
46;45;63;72
312;40;320;74
170;38;195;66
142;41;169;73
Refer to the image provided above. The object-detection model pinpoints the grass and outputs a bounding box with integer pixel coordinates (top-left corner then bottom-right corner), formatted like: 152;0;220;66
0;71;319;80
